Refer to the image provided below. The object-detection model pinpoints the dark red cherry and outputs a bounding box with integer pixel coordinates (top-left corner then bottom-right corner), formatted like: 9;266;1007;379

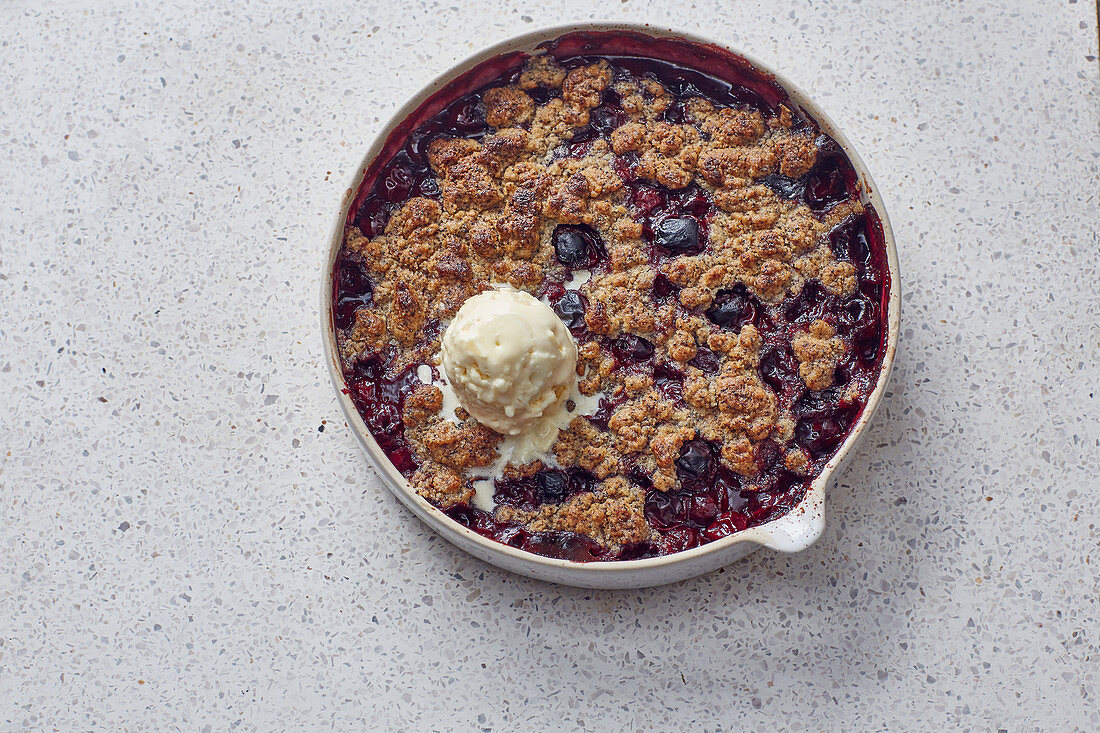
659;527;701;553
554;228;590;265
706;285;756;330
653;362;685;401
654;217;699;253
612;333;654;365
759;343;803;401
702;511;749;541
652;273;681;300
784;281;831;324
759;173;806;200
535;471;568;505
442;95;486;135
688;347;721;374
552;225;605;268
687;494;718;527
522;531;606;562
553;290;587;330
678;187;711;217
675;439;714;480
631;185;667;214
379;161;415;203
804;143;853;212
334;258;373;331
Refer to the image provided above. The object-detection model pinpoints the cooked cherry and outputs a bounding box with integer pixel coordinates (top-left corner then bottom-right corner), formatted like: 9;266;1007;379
838;296;875;334
653;362;685;401
441;95;486;135
759;343;803;403
495;525;528;548
415;176;441;198
677;186;711;217
445;505;495;534
857;331;882;364
794;387;843;422
631;185;667;214
553;228;589;265
754;439;783;473
688;347;721;373
355;195;392;238
526;85;559;106
804;144;853;212
613;153;640;183
675;439;714;480
334;258;373;331
538;469;584;504
379;164;414;203
830;217;872;266
654;217;699;253
617;541;663;560
784;281;830;324
627;466;654;491
522;531;606;562
659;527;701;553
703;511;749;540
706;285;756;330
644;490;683;529
687;494;718;526
760;173;806;200
612;334;654;365
660;100;686;124
387;447;417;475
586;395;623;431
552;224;604;267
589;104;626;134
653;273;681;300
553;290;587;329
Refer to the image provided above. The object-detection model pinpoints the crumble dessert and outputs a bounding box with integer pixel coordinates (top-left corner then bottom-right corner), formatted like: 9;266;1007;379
333;42;890;562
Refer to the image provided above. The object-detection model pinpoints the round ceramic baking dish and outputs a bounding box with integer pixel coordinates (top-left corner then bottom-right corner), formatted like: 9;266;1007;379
322;23;900;589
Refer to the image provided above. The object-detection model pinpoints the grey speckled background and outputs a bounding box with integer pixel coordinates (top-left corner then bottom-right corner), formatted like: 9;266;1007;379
1;0;1097;730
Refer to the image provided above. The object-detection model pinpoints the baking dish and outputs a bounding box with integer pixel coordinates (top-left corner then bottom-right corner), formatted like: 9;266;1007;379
321;23;900;588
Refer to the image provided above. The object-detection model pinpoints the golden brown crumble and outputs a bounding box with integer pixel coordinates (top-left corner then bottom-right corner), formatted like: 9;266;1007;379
784;447;811;475
403;385;443;428
792;319;845;391
411;465;472;509
417;421;501;470
553;417;623;479
336;54;866;549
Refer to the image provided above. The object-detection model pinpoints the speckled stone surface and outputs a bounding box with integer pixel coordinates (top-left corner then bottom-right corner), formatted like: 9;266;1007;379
1;1;1097;729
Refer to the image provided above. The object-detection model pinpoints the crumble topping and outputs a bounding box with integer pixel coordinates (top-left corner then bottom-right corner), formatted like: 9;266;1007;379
792;319;845;391
335;53;881;554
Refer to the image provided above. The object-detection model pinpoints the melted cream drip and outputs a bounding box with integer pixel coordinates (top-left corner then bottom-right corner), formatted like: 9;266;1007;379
565;269;591;290
425;360;602;511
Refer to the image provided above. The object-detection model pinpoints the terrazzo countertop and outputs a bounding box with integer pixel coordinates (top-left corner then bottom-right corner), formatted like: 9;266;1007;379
1;1;1098;730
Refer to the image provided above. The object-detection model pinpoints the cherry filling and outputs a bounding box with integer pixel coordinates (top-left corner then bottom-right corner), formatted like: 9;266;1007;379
345;349;423;478
494;468;598;511
334;44;890;561
629;182;714;262
333;255;373;331
444;505;609;562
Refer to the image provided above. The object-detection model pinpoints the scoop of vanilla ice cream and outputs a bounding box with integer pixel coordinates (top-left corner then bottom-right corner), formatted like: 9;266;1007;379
441;287;577;436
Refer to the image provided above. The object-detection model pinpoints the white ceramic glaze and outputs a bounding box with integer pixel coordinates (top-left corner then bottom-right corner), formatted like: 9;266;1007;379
321;23;901;589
